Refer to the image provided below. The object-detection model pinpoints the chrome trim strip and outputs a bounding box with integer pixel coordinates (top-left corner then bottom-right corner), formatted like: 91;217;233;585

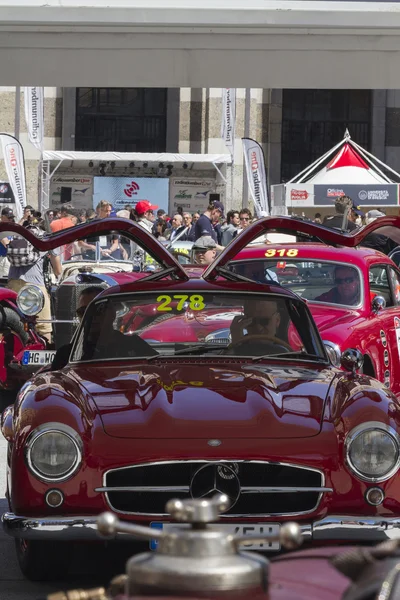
101;460;326;518
95;486;190;493
95;486;332;494
4;513;400;544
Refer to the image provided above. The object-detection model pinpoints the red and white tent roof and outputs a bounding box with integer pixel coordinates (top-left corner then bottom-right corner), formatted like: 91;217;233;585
288;130;400;185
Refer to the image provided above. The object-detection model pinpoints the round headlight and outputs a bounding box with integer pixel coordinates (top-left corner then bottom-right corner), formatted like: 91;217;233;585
26;425;82;482
346;423;400;482
17;284;44;316
323;341;341;367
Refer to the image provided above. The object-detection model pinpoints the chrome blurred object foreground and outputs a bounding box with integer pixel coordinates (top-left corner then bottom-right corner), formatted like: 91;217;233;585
47;494;302;600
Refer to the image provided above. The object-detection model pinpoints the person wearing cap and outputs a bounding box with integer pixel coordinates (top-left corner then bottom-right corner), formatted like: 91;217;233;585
192;236;217;265
133;200;158;233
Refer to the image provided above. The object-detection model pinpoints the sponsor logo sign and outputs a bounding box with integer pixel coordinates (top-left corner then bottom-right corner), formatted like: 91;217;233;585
94;177;169;213
315;184;399;206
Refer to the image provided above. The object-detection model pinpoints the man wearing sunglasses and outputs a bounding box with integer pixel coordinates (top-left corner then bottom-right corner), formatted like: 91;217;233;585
230;299;281;346
315;266;360;306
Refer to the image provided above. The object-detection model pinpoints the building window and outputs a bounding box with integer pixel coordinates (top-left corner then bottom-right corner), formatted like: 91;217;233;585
281;90;371;182
75;88;167;152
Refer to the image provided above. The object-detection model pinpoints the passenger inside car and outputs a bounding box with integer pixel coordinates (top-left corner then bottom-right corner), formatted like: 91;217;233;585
80;300;158;360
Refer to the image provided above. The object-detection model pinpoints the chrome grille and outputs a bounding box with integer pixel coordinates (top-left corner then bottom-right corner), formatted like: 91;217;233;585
98;461;328;517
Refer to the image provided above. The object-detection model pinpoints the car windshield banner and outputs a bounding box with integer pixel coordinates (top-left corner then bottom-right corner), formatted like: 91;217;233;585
314;184;399;206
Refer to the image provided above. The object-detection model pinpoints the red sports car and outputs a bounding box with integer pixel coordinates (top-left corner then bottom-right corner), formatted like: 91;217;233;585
2;219;400;583
224;217;400;397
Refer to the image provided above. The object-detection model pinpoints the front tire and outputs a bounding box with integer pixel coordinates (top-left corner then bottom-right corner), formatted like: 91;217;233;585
15;538;72;581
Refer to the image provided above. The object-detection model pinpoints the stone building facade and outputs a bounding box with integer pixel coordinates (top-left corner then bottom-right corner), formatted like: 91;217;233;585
0;87;398;213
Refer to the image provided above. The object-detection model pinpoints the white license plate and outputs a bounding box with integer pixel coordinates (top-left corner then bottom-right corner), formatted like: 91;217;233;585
22;350;56;366
149;523;280;551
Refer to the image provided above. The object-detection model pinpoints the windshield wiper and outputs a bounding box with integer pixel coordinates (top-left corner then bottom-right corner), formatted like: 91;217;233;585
146;343;221;360
252;352;327;363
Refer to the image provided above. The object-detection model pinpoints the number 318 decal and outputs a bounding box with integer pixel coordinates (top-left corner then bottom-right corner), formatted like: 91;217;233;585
156;294;205;311
265;248;299;258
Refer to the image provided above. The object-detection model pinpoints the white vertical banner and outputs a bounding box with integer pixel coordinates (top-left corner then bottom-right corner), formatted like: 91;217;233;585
221;88;236;157
24;87;44;151
0;134;27;220
242;137;269;217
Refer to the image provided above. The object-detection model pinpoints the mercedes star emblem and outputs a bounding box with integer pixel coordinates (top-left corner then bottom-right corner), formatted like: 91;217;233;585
190;463;241;510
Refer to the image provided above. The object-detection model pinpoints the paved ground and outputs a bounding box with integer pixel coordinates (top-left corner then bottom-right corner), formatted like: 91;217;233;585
0;430;140;599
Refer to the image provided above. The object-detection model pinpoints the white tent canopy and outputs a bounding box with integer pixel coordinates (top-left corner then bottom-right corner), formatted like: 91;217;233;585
271;131;400;212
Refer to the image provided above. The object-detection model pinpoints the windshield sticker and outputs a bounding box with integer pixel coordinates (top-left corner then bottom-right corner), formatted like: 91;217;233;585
173;247;190;255
380;330;387;347
156;294;205;312
265;248;299;258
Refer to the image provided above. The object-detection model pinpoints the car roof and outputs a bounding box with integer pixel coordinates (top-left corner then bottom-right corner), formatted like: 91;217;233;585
234;242;391;267
95;276;301;301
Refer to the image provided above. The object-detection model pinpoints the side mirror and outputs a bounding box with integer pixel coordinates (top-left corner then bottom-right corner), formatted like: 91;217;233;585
372;295;386;313
340;348;364;374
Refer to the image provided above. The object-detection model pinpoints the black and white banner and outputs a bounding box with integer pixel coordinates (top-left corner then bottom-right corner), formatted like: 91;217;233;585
242;137;269;217
0;134;27;219
24;87;44;151
221;89;236;157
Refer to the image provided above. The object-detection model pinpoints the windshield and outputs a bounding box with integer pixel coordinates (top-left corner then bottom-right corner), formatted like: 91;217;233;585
58;239;161;270
230;260;362;307
71;292;326;363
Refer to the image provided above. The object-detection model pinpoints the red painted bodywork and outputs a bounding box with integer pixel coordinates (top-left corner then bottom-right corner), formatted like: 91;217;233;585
233;242;400;396
3;218;400;547
0;288;46;390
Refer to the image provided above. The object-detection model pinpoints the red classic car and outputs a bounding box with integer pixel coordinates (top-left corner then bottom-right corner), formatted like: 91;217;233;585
2;219;400;583
221;218;400;397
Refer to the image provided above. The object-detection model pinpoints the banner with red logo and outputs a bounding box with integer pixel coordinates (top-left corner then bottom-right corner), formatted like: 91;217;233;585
242;138;269;217
24;87;44;151
221;89;236;158
0;134;27;220
93;177;169;213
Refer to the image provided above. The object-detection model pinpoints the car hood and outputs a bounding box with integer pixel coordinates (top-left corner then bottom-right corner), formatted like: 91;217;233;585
71;362;335;439
308;304;363;335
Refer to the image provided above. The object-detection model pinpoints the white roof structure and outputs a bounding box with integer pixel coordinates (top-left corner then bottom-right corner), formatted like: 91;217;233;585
42;151;231;170
287;131;400;185
2;1;400;87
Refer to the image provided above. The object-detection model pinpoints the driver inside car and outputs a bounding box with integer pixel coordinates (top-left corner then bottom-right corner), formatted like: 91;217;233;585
229;298;285;350
315;266;360;306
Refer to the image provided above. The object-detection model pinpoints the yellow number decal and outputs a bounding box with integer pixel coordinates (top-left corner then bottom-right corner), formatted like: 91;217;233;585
189;295;205;310
265;248;299;258
156;295;172;311
174;295;189;310
265;248;276;257
156;294;205;311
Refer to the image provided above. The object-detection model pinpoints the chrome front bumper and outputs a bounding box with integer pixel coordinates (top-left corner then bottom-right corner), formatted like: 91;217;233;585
3;513;400;543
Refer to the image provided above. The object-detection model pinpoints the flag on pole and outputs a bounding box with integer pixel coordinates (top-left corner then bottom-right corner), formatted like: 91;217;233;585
221;89;236;157
0;134;27;220
24;87;44;151
242;137;269;217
